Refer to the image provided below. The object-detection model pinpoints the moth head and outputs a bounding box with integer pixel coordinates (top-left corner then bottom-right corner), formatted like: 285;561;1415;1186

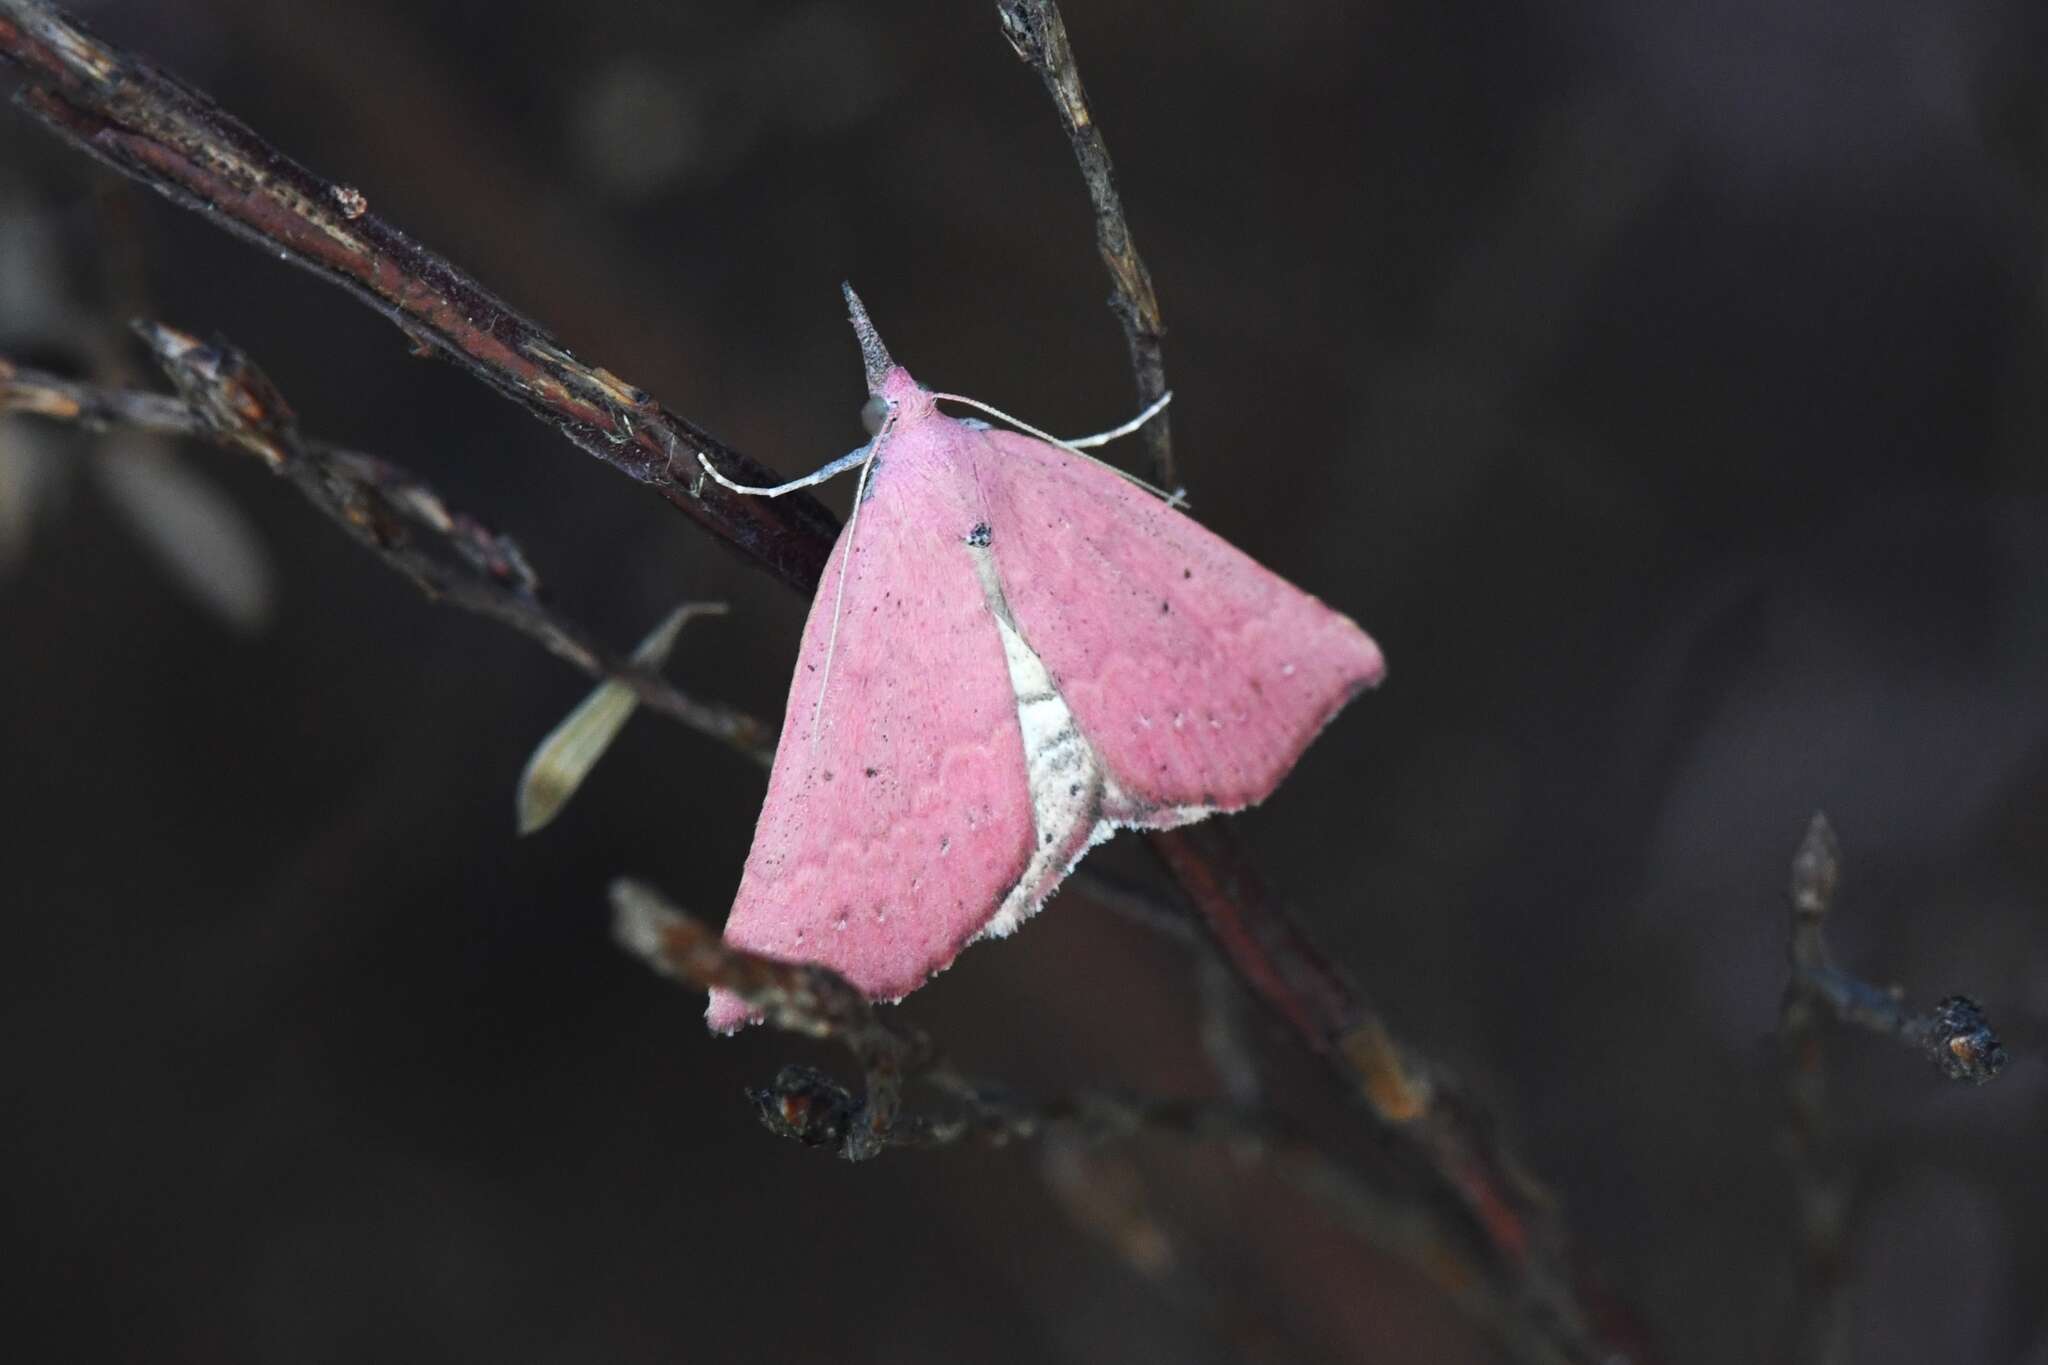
842;284;934;432
860;394;890;437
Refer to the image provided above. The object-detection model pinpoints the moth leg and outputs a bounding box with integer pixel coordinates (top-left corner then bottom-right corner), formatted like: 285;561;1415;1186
696;444;872;498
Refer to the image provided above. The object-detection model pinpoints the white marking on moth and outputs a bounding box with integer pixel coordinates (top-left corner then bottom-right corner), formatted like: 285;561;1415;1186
1282;662;1296;677
964;539;1121;941
958;527;1241;937
981;612;1113;938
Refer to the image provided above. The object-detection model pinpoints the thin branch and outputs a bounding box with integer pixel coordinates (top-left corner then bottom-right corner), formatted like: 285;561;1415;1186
1;345;773;767
0;353;196;433
1777;813;1853;1365
1775;812;2007;1365
0;0;839;592
611;878;923;1161
610;879;1587;1365
996;1;1175;491
1785;813;2006;1083
1153;821;1658;1365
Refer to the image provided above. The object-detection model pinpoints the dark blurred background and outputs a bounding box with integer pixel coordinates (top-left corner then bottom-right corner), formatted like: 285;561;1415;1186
3;1;2045;1361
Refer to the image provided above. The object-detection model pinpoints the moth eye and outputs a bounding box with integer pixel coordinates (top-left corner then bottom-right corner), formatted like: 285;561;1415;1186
860;395;891;436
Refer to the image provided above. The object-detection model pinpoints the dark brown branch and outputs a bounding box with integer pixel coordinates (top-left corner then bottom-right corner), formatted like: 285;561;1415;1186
1154;822;1658;1365
1775;813;2006;1364
1;345;773;767
611;878;923;1161
0;0;838;592
610;879;1585;1364
996;1;1175;491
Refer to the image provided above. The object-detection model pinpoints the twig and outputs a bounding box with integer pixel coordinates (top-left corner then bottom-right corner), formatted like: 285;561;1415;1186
1153;821;1656;1364
1777;813;1853;1365
0;353;196;433
611;878;923;1161
0;0;839;592
996;1;1175;491
610;879;1584;1364
1775;812;2007;1365
1785;814;2006;1084
1;344;773;767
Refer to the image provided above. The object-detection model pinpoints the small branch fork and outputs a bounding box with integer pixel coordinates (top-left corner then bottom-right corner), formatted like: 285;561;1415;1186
0;0;839;592
610;879;1588;1364
1775;813;2006;1365
0;345;772;767
997;1;1175;492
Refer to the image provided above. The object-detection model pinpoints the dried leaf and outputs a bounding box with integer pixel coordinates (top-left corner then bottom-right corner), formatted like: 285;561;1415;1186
515;605;698;835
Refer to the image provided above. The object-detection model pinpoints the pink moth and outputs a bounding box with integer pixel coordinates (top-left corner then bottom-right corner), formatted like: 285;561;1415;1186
703;289;1383;1031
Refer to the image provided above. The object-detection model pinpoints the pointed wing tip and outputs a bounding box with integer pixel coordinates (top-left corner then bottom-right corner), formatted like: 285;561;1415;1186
1344;620;1388;691
704;990;756;1035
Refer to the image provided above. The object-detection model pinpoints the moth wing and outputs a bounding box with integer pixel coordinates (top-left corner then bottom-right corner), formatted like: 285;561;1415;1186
972;428;1384;824
708;448;1033;1032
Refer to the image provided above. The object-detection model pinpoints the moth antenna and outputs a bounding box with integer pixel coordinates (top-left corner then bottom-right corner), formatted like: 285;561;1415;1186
929;390;1189;509
697;445;871;498
842;283;895;394
696;287;898;496
1062;391;1173;449
810;410;894;746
